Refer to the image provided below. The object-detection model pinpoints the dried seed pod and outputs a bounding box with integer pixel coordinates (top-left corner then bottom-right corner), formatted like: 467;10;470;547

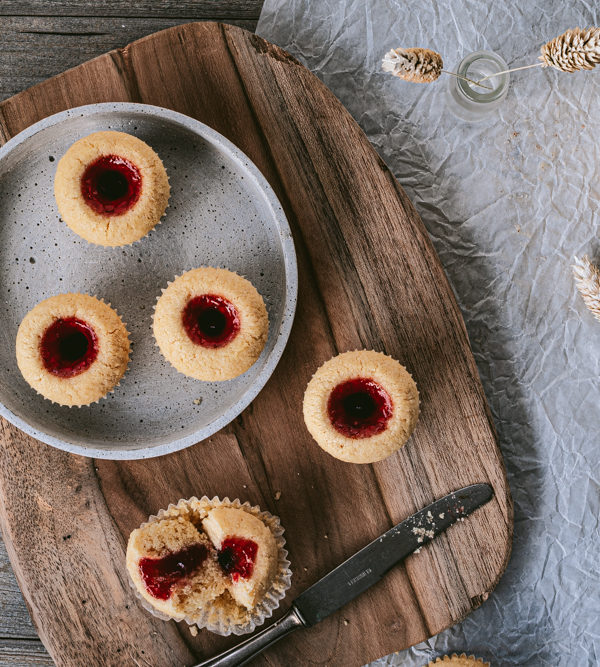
573;255;600;323
382;47;443;83
540;27;600;72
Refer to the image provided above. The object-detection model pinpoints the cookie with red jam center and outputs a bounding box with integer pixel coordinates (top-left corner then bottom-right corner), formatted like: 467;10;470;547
16;293;130;406
54;131;169;246
153;268;269;382
427;655;490;667
303;350;420;463
202;507;277;610
126;498;286;634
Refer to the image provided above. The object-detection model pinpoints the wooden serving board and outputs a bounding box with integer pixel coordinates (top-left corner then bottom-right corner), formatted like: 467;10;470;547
0;23;512;667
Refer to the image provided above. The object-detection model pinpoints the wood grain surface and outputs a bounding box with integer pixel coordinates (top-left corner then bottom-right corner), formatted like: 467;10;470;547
0;0;263;102
0;21;513;667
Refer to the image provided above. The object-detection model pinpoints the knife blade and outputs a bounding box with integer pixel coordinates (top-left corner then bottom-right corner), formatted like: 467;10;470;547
294;482;493;625
197;483;494;667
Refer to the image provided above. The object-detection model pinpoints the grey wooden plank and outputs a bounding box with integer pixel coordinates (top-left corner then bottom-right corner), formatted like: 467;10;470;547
0;538;50;665
0;16;259;101
0;0;263;18
0;639;53;666
0;537;38;639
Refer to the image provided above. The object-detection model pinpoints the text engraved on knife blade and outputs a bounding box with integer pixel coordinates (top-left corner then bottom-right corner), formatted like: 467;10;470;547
347;568;372;586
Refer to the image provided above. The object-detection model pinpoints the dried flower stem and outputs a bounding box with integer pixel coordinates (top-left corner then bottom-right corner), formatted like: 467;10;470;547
476;62;544;84
441;69;493;89
572;255;600;323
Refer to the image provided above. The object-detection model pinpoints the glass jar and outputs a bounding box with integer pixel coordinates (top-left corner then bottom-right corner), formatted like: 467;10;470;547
446;50;510;121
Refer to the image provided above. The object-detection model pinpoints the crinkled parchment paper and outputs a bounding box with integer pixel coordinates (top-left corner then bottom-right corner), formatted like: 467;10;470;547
258;2;600;665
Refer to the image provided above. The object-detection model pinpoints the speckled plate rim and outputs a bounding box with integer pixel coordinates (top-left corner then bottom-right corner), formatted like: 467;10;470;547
0;102;298;460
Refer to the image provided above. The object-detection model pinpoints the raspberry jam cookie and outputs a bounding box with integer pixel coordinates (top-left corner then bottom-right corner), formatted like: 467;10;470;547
427;655;490;667
54;131;170;246
303;350;419;464
126;497;291;635
16;294;130;406
153;268;269;382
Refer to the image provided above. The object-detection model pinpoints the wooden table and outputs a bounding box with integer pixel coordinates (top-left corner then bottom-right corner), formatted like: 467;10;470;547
0;4;262;664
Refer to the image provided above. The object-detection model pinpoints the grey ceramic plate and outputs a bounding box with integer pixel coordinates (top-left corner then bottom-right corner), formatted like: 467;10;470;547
0;103;297;459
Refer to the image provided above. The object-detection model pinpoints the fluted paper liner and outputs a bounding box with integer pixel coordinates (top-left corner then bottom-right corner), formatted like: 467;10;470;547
128;496;292;636
152;267;270;382
15;293;131;407
54;130;170;248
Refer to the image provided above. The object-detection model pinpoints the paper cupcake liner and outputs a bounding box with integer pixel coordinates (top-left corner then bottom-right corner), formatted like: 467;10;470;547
128;495;292;636
427;654;490;667
54;133;170;248
152;268;269;382
17;293;131;407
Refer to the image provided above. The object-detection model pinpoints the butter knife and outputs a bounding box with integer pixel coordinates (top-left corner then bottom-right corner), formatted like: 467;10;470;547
197;483;494;667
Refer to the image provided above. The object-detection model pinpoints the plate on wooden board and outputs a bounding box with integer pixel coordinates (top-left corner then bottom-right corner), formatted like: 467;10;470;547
0;102;297;459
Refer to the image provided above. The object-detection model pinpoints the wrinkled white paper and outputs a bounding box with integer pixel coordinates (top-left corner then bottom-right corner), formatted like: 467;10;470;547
257;2;600;665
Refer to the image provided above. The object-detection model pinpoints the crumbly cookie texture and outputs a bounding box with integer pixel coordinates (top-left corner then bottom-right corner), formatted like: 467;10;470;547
427;654;490;667
126;516;229;621
54;130;170;246
15;293;130;406
126;501;278;625
153;267;269;381
202;507;278;609
303;350;419;464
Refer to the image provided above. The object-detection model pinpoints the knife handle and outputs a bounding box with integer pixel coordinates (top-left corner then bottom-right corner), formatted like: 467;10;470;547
195;607;305;667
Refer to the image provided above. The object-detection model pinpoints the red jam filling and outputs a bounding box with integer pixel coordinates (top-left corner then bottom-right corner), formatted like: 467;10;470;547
40;317;98;378
217;537;258;583
327;377;393;439
139;544;209;601
182;294;240;348
80;154;142;216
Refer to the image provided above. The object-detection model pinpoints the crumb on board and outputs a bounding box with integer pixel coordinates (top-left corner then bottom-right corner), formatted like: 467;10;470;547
189;626;198;637
36;496;53;512
274;491;281;500
193;398;203;405
412;525;435;543
324;534;328;539
343;619;349;626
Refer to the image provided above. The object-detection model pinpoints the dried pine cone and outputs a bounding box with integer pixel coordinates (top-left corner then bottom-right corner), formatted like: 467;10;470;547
426;654;490;667
382;47;443;83
540;27;600;72
573;255;600;323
